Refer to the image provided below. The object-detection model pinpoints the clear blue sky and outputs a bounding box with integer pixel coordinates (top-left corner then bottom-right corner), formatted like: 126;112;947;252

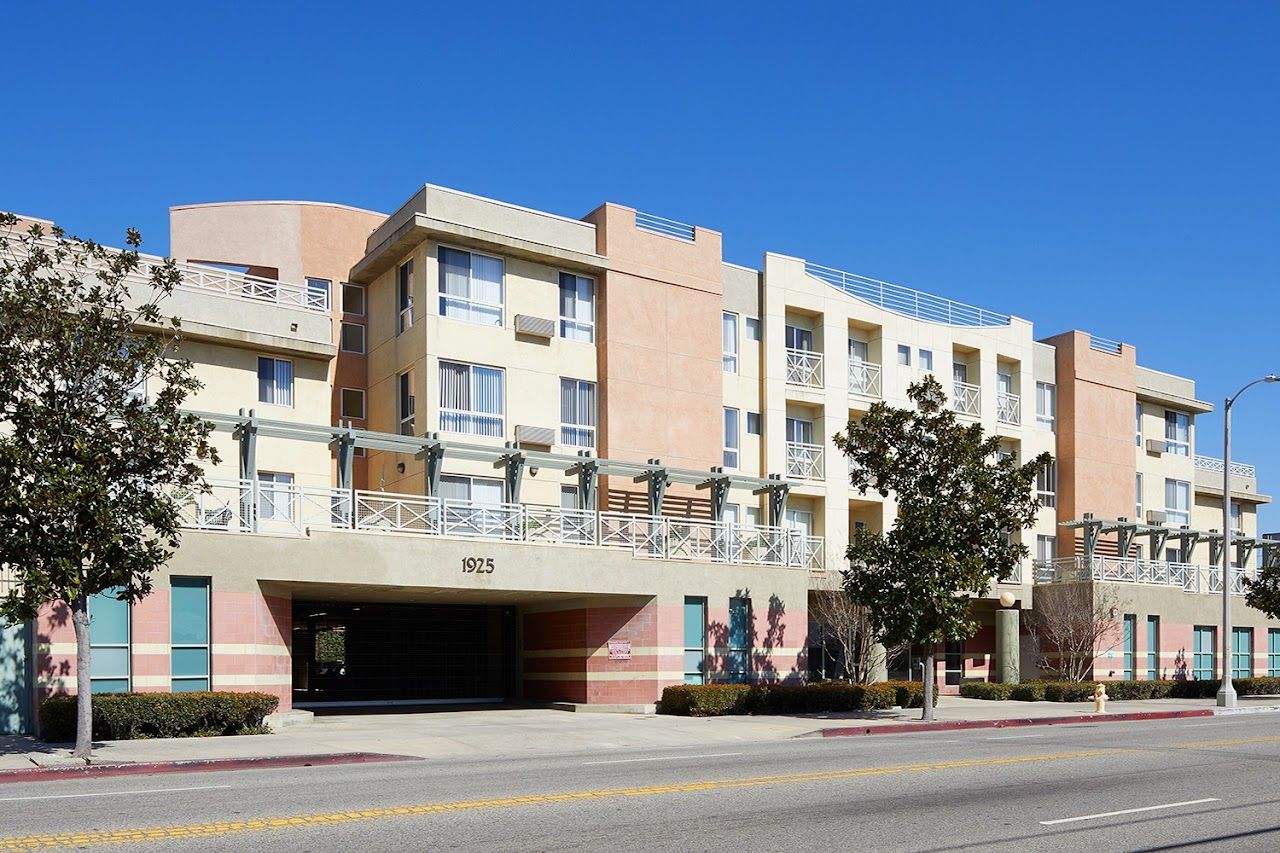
6;3;1279;528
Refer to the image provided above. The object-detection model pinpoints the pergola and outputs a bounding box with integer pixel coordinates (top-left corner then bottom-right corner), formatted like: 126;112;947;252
1060;512;1280;569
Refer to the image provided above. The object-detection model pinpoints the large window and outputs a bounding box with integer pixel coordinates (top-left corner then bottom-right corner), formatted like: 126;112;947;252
398;369;415;436
1269;629;1280;677
1036;535;1056;563
1037;459;1057;508
723;407;740;469
1165;411;1190;456
1036;382;1056;432
1193;625;1216;681
170;577;211;692
257;471;295;522
1231;502;1243;535
88;589;130;694
257;357;293;406
1233;627;1253;679
785;325;814;352
340;388;366;420
1136;402;1143;447
728;597;752;684
439;475;504;506
397;259;414;334
1147;616;1160;680
1165;479;1191;526
1122;614;1136;680
683;597;707;685
439;361;504;437
559;273;595;342
785;417;814;445
439;247;503;327
340;322;365;354
560;378;596;448
722;312;739;373
1136;473;1144;521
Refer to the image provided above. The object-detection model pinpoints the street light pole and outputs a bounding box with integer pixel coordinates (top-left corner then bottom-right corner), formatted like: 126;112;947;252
1218;375;1280;709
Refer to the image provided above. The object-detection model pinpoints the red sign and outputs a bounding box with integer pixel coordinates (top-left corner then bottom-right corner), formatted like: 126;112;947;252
608;640;632;661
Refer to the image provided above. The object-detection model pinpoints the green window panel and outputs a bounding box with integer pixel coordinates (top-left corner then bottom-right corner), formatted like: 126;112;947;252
171;577;210;693
1233;627;1253;680
88;588;129;693
1269;629;1280;678
1193;626;1216;681
728;597;751;684
1146;616;1160;680
1122;614;1136;681
683;597;706;685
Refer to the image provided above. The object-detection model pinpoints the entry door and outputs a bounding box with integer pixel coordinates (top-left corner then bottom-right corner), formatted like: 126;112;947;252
944;641;964;686
1122;614;1135;680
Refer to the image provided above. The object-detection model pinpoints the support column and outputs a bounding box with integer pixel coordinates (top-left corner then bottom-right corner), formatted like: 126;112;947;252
995;608;1020;684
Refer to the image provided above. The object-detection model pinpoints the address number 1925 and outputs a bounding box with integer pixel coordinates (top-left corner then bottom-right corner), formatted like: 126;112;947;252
462;557;495;574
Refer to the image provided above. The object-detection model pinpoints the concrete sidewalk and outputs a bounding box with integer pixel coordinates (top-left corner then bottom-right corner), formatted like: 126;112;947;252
4;695;1278;772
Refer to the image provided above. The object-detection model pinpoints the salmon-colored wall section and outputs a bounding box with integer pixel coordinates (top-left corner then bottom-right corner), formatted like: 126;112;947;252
522;600;661;704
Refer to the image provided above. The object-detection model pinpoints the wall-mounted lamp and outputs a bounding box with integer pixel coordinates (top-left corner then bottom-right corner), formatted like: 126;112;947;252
529;467;539;477
396;462;406;474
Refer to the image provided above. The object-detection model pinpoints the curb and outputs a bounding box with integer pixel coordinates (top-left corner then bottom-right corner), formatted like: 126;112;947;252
0;752;421;784
819;708;1215;737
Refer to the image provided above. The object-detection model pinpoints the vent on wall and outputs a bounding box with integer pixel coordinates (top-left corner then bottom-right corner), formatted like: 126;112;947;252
515;425;555;448
514;314;555;340
1145;439;1166;455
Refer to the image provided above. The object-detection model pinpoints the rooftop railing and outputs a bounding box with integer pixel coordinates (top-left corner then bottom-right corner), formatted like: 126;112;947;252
177;479;823;571
803;262;1011;327
634;211;696;241
1088;335;1124;354
1195;455;1257;479
1034;555;1257;595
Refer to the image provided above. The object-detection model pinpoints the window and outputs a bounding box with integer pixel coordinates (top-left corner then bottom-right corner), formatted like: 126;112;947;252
170;577;210;692
1165;411;1190;456
1122;614;1136;680
1136;473;1144;521
340;388;365;420
785;417;813;445
745;506;763;528
1036;382;1056;432
88;589;130;693
1233;627;1253;679
306;277;331;310
398;369;415;436
849;339;869;363
1269;629;1280;677
439;475;504;505
1231;502;1242;535
560;485;580;511
744;317;762;342
918;349;933;372
439;247;503;326
1147;616;1160;680
722;312;738;373
724;408;740;468
560;378;596;448
953;362;969;384
1037;460;1056;508
897;344;911;366
1165;479;1191;526
746;411;761;435
728;597;752;683
340;322;366;354
785;325;813;351
559;273;595;342
1036;535;1056;563
397;259;414;334
1193;626;1216;681
341;282;365;316
684;597;707;685
257;357;293;406
257;472;294;522
439;361;504;437
1136;402;1143;447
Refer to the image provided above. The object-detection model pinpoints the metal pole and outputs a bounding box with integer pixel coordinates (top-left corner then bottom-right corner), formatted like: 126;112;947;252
1219;399;1237;708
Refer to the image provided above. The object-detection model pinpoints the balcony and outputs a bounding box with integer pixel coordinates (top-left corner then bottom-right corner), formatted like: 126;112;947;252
1195;456;1256;478
1034;555;1257;596
996;391;1021;426
953;381;981;417
786;348;824;388
786;441;825;480
177;479;824;571
848;361;882;398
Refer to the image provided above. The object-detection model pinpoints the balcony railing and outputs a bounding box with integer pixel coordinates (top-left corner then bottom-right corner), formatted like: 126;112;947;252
848;361;882;398
953;381;981;417
176;479;823;570
785;348;824;388
996;391;1021;426
786;441;825;480
1195;456;1257;478
1034;556;1257;595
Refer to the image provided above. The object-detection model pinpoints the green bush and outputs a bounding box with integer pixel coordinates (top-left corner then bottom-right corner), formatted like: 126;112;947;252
882;680;938;708
960;682;1014;700
658;684;753;717
659;681;909;716
1009;682;1047;701
40;692;279;742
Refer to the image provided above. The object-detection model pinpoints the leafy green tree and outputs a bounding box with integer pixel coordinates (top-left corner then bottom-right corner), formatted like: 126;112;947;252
1245;568;1280;621
835;375;1049;720
0;214;218;759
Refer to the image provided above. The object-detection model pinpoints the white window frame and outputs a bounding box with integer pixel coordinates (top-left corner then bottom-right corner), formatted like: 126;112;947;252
1165;478;1191;527
724;407;740;469
722;311;739;374
340;321;366;354
744;317;762;342
438;360;505;438
305;278;331;311
256;356;293;407
918;349;934;372
897;344;911;367
439;246;504;327
1036;382;1056;432
256;471;295;522
1037;459;1057;508
746;411;761;435
397;259;414;335
340;387;366;420
558;272;595;342
1136;473;1144;520
560;378;597;449
398;368;415;436
1036;535;1056;562
341;282;365;316
1136;402;1143;447
1165;410;1190;456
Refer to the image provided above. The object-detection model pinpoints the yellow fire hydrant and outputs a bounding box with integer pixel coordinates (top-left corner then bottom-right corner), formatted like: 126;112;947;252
1093;682;1108;714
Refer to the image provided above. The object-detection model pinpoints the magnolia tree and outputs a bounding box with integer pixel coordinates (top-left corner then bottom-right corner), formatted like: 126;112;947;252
0;215;217;760
835;375;1050;720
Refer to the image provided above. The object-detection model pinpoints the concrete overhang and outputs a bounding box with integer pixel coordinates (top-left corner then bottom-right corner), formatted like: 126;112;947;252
1137;366;1213;414
1193;482;1272;505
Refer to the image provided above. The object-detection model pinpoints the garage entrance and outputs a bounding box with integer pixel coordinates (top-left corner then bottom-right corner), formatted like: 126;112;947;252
291;601;518;708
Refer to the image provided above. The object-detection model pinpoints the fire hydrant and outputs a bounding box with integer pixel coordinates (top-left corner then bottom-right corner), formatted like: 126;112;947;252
1093;682;1109;714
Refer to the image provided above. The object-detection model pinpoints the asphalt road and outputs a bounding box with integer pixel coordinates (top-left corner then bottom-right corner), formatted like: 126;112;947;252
3;714;1280;851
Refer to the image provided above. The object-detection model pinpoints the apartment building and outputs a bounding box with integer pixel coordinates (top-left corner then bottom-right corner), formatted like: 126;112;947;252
0;183;1274;733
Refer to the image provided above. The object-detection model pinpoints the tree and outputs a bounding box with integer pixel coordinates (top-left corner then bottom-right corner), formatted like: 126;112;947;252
1029;583;1128;682
1245;567;1280;621
0;214;218;760
835;375;1049;720
808;573;883;684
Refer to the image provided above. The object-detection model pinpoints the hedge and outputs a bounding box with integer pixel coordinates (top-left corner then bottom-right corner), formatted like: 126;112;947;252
959;682;1014;701
658;680;936;717
955;676;1280;702
40;692;279;742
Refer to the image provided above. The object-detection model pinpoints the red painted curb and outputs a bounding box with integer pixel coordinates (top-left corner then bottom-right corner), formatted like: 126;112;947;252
820;708;1215;737
0;752;421;783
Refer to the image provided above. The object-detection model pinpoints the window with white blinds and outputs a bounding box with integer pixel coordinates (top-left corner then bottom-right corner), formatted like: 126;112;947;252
257;357;293;406
439;361;504;437
560;378;596;448
439;247;503;327
559;273;595;342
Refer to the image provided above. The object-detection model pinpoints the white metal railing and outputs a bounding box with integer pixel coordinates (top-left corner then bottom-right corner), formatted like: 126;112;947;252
786;441;825;480
1089;335;1124;354
996;391;1021;425
1195;456;1257;478
22;234;328;312
634;211;695;241
786;348;824;388
953;381;981;417
849;361;882;397
178;479;822;570
1033;556;1258;596
803;262;1011;328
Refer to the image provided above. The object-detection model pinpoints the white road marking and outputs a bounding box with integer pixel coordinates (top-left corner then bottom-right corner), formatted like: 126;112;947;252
1040;797;1219;826
582;752;744;766
0;784;231;803
986;734;1045;740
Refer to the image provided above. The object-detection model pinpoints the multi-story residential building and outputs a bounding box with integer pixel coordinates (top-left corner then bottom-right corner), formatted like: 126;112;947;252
0;184;1274;733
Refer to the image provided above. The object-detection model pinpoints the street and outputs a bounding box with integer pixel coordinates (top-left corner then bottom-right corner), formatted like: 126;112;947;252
2;713;1279;851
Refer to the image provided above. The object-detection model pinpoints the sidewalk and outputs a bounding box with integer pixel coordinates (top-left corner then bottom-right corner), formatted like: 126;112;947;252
4;695;1278;773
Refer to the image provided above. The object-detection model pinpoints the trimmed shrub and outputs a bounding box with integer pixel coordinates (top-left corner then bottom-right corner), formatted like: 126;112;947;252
40;692;279;743
658;684;753;717
882;680;938;708
659;681;906;716
1042;681;1096;702
862;682;898;710
960;682;1014;701
1009;682;1047;701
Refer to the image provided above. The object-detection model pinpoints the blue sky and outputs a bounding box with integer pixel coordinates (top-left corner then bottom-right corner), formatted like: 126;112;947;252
6;3;1280;527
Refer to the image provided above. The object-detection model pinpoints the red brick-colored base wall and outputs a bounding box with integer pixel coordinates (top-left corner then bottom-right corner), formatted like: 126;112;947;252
523;601;660;704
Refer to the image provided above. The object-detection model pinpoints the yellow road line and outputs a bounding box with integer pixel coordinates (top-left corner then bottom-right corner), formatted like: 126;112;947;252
0;749;1132;851
1173;734;1280;749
